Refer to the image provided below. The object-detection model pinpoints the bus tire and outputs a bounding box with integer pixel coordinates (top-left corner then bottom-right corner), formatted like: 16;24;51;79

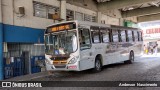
92;58;102;72
124;51;134;64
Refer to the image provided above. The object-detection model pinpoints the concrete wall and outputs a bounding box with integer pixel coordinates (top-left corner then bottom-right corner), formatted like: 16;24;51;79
138;14;160;23
1;0;129;42
2;0;97;29
124;16;138;23
2;0;59;29
67;0;122;25
67;0;98;12
103;9;122;18
67;3;97;17
99;9;121;25
102;9;137;25
2;0;139;31
101;14;120;25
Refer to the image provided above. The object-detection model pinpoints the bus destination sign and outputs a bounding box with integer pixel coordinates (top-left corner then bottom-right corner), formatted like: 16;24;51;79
47;23;76;33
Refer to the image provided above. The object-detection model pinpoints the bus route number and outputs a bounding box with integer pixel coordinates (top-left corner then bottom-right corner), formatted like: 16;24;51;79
52;25;70;32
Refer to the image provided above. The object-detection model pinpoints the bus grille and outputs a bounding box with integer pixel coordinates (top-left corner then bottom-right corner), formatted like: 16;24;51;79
53;60;67;65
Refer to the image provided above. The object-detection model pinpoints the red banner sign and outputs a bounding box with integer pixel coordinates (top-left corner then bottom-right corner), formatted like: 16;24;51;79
146;28;160;34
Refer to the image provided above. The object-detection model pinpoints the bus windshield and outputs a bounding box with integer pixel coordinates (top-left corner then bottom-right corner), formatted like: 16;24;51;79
45;30;77;55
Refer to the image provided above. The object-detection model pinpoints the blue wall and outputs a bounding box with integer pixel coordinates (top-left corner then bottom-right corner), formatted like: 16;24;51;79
0;24;45;80
0;23;4;80
3;24;45;43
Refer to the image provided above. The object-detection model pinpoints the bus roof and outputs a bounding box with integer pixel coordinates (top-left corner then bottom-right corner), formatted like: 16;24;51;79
46;20;140;31
77;21;110;28
47;20;111;28
111;25;139;30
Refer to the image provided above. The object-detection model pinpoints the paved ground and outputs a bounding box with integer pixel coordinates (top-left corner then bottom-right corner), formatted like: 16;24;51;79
31;54;160;82
2;53;160;90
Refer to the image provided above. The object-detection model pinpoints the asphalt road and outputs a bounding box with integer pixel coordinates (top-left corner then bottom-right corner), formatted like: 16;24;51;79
32;54;160;81
2;54;160;90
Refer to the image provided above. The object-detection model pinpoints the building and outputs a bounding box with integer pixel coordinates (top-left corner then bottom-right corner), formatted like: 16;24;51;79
139;20;160;50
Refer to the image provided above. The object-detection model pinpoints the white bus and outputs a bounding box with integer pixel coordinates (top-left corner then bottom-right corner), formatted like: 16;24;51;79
45;20;143;72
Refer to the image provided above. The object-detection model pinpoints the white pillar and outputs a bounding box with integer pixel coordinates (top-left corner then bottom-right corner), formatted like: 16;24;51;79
97;12;102;23
60;0;66;21
119;18;124;26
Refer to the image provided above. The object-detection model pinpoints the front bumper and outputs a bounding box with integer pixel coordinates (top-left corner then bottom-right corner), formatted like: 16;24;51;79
45;61;80;71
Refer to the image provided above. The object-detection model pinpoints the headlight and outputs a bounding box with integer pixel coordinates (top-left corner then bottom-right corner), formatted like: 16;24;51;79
68;56;78;64
45;54;52;58
45;54;52;65
45;59;52;65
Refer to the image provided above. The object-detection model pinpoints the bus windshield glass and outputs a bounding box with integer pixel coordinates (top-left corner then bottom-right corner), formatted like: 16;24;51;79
45;30;77;55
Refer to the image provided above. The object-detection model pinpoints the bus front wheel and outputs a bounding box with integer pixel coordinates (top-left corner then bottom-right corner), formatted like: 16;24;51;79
124;51;134;64
92;58;102;72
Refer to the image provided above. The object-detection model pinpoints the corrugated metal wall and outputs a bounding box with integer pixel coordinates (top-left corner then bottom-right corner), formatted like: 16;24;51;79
21;44;45;56
3;43;45;58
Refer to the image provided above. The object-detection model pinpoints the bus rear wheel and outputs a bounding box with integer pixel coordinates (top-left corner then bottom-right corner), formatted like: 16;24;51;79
124;51;134;64
92;58;102;72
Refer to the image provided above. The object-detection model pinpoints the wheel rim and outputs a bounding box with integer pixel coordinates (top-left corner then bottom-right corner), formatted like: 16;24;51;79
96;60;101;70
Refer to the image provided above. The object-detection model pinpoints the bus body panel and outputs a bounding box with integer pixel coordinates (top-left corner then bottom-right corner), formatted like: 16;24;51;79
79;49;95;70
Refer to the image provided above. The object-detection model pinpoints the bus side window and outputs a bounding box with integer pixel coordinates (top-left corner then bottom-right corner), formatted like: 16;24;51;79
112;30;119;42
101;29;110;43
91;27;100;43
121;30;126;42
128;30;133;42
132;31;135;42
134;31;138;41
